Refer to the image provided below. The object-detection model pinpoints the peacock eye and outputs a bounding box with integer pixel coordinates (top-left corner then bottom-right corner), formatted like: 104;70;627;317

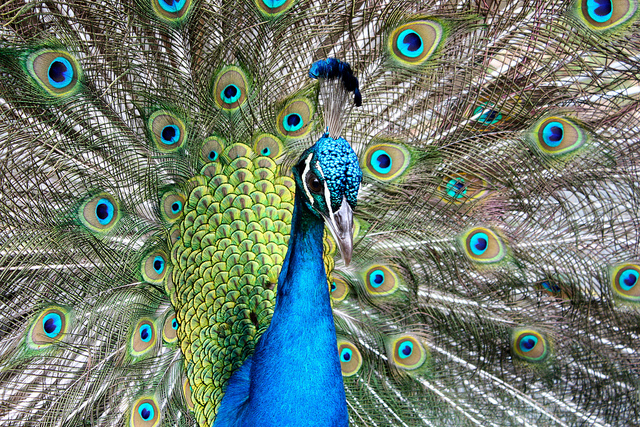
306;173;323;194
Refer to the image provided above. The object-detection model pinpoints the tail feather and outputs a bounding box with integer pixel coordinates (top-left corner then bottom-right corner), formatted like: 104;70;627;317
1;0;640;426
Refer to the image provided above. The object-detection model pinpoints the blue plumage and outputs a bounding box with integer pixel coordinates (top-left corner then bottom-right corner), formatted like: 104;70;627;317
214;137;360;426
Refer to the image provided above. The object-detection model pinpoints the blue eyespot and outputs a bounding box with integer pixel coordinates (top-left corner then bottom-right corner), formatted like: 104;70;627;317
47;57;74;88
392;336;426;369
139;324;152;342
586;0;613;22
221;84;241;104
473;105;502;125
261;147;271;156
158;0;187;12
469;232;489;255
446;178;467;199
519;335;538;353
513;330;548;361
208;150;219;161
542;122;564;147
138;402;155;420
338;342;362;375
397;340;414;359
370;150;392;174
95;198;115;225
277;100;312;137
542;281;561;293
149;111;185;151
340;347;353;362
397;30;423;58
330;281;337;292
171;201;183;214
262;0;287;7
619;269;639;291
161;125;180;145
369;269;385;289
142;252;168;284
172;318;178;330
256;0;294;16
29;308;69;348
42;313;63;338
283;113;303;132
153;256;165;275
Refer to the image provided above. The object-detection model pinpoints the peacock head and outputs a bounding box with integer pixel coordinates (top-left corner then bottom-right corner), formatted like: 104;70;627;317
293;135;362;265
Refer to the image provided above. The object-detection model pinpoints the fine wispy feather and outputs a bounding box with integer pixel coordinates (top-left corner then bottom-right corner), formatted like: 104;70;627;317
0;0;639;426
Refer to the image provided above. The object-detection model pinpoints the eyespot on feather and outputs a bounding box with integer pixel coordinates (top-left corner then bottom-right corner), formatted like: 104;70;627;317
201;136;225;163
610;263;640;302
330;276;349;302
80;193;120;233
576;0;638;30
183;378;195;410
255;0;295;17
512;329;549;362
276;98;313;138
472;103;503;126
337;340;362;376
213;67;249;110
162;313;178;343
253;133;284;159
169;228;181;245
538;280;563;297
390;335;428;370
363;265;399;296
461;227;505;264
388;20;444;66
130;396;160;427
531;116;586;156
151;0;193;22
439;173;488;204
26;49;81;97
141;251;169;284
148;110;187;152
131;319;157;356
362;143;411;181
161;191;186;222
28;307;69;349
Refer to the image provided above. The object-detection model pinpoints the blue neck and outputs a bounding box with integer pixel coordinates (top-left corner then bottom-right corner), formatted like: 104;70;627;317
276;191;327;303
238;191;349;426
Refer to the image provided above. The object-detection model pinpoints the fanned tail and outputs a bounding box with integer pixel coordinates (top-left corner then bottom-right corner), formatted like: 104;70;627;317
1;1;639;426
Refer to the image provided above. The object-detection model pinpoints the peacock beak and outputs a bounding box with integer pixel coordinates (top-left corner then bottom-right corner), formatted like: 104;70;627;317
323;196;354;266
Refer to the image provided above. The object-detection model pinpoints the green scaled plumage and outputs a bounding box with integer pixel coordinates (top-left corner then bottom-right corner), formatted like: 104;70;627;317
1;0;639;426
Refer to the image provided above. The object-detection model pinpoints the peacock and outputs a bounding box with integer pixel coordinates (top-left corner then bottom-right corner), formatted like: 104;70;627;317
0;0;639;426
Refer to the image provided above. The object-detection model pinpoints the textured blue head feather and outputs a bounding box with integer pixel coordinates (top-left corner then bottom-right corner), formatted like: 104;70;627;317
296;135;362;212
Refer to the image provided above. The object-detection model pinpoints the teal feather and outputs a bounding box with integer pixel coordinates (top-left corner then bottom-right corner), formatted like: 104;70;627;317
214;137;360;426
1;0;639;426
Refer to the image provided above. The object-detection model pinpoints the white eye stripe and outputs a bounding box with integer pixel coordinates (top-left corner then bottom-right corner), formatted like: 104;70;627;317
301;154;315;205
301;156;331;209
317;163;334;218
315;162;325;180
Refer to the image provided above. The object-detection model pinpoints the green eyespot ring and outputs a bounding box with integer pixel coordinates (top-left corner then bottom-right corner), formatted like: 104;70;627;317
390;335;427;370
337;340;362;376
611;263;640;303
512;329;549;362
460;227;506;264
388;20;444;66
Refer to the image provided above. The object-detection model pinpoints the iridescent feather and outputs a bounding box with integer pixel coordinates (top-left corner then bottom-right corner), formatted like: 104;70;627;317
0;1;639;426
